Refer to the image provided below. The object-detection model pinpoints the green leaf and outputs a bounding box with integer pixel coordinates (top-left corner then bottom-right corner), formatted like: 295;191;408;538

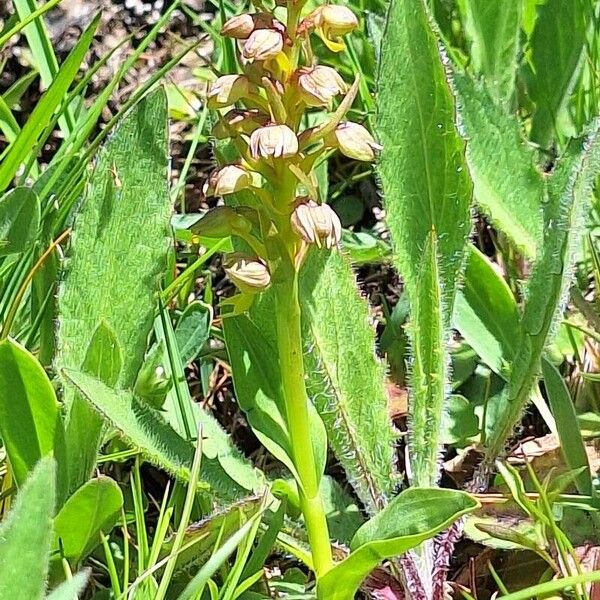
46;570;90;600
175;301;211;366
56;89;173;489
300;249;398;513
62;369;261;500
442;394;479;445
541;357;593;496
223;314;327;487
453;244;521;374
0;457;56;600
0;187;40;256
484;122;600;467
317;488;479;600
377;0;472;487
527;0;589;146
53;477;123;564
459;0;521;104
0;339;66;491
407;232;447;487
0;15;99;191
452;73;545;257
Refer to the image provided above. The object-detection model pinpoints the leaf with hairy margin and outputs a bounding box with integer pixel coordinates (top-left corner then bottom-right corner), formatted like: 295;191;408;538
377;0;472;487
453;71;545;257
56;89;173;490
483;121;600;467
300;249;398;514
63;369;263;501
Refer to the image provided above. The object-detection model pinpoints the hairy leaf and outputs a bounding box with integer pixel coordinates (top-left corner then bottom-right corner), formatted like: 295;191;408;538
0;457;56;600
377;0;472;488
300;249;397;513
453;72;545;257
483;122;600;467
56;89;172;489
63;369;262;500
460;0;521;104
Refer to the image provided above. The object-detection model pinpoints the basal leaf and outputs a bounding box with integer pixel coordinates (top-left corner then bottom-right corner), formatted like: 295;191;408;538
56;89;172;489
527;0;589;147
317;488;479;600
453;72;545;257
62;369;262;500
46;570;90;600
0;457;56;600
459;0;521;104
300;249;398;514
377;0;472;487
54;476;123;564
483;121;600;467
0;187;40;256
0;339;67;497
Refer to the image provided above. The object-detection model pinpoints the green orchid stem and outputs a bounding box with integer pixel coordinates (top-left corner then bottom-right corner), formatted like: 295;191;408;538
274;275;333;578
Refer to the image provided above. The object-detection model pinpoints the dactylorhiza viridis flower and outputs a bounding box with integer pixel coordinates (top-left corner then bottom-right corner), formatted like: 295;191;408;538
202;0;380;312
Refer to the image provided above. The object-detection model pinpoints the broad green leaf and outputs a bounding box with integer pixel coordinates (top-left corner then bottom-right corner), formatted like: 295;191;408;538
0;187;40;256
484;122;600;466
46;570;90;600
0;339;66;492
62;369;261;500
317;488;479;600
377;0;472;488
175;301;211;366
54;476;123;563
527;0;589;147
452;73;545;257
459;0;521;104
0;457;56;600
442;394;479;445
0;15;99;191
56;89;173;489
453;244;521;374
223;314;327;487
541;357;593;496
301;249;398;513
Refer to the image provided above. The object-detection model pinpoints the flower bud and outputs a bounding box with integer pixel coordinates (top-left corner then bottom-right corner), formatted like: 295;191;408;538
212;108;270;139
225;255;271;294
242;29;284;62
221;13;255;38
330;121;381;161
207;75;253;109
304;5;358;52
249;124;298;159
203;165;252;197
291;198;342;249
221;12;278;39
192;206;254;238
297;65;348;107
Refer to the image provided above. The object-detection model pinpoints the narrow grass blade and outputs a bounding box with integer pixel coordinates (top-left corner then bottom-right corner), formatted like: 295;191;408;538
0;14;99;191
541;357;593;496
